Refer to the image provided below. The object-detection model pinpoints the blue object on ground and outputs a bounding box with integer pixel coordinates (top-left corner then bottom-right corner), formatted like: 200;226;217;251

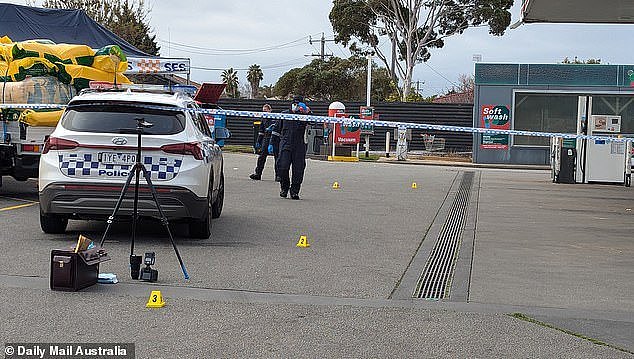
98;273;118;284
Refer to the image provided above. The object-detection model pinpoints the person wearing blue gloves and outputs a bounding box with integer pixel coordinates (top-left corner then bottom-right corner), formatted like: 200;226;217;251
249;104;280;181
277;95;311;200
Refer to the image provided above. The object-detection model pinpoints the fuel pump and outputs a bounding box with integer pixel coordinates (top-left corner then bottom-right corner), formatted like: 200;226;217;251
551;137;576;184
584;115;630;185
552;95;632;186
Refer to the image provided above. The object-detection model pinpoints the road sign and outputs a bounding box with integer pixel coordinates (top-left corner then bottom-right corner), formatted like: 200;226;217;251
360;106;375;135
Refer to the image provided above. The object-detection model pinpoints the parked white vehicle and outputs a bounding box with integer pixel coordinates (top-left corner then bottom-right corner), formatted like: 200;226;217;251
38;88;229;238
1;76;74;187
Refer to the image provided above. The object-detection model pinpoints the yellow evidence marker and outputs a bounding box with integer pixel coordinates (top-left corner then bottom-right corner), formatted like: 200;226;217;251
146;290;165;308
332;181;340;189
296;235;310;248
411;182;418;189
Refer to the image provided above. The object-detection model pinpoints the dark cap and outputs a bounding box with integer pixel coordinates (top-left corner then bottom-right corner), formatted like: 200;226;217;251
292;95;304;103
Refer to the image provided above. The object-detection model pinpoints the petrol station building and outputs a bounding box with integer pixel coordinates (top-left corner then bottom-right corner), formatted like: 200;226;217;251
472;62;634;165
473;0;634;166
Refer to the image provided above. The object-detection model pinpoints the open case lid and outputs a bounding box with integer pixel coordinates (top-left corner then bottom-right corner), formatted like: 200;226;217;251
80;246;111;266
194;83;226;104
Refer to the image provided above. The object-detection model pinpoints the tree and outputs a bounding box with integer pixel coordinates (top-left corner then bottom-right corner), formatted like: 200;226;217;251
221;68;239;98
274;56;397;102
330;0;512;100
260;84;275;98
39;0;160;55
562;57;602;64
445;74;474;94
246;64;264;99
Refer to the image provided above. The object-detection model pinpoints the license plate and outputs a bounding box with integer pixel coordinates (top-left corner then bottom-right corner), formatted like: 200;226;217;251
99;152;137;165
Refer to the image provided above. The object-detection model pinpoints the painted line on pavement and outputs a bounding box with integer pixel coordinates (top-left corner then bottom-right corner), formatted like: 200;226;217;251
0;202;38;211
0;195;38;204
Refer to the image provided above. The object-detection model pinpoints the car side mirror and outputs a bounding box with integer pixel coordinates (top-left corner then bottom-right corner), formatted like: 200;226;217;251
214;127;231;140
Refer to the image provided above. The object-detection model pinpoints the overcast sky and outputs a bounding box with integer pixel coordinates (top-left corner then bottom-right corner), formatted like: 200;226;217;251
9;1;634;96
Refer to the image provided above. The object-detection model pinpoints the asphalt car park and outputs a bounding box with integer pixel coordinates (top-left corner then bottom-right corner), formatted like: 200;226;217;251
1;153;633;358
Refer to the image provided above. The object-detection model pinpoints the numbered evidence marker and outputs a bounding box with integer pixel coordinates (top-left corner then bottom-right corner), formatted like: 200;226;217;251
332;181;340;189
296;235;310;248
411;182;417;189
146;290;165;308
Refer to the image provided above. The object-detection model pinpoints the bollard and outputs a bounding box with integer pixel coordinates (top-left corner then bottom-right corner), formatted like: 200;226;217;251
385;131;390;158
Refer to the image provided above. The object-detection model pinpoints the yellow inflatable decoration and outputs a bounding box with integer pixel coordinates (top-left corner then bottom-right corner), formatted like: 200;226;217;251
0;36;130;90
92;45;127;73
7;57;58;81
0;43;12;62
19;109;65;127
0;37;133;127
13;41;95;66
56;63;131;89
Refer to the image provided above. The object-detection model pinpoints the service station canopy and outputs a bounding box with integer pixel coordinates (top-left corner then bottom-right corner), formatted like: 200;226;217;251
513;0;634;27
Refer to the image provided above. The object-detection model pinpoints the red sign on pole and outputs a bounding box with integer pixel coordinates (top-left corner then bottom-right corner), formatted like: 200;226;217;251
334;114;361;144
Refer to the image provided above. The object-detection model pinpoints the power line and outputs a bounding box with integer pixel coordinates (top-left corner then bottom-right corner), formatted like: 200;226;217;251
158;35;309;52
158;33;321;56
191;57;309;72
424;62;459;88
162;42;306;56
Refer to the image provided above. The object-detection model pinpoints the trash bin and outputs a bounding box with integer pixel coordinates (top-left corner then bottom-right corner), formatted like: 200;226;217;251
306;127;324;155
213;114;227;147
556;147;576;184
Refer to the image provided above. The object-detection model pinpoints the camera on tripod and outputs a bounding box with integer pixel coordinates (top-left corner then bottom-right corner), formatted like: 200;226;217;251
100;115;190;282
139;252;158;282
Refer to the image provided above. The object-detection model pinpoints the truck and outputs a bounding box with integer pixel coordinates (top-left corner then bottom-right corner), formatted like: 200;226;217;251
0;76;74;187
0;38;131;187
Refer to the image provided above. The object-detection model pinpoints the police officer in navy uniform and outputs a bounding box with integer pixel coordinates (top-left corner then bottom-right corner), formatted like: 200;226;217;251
277;95;311;200
249;104;280;181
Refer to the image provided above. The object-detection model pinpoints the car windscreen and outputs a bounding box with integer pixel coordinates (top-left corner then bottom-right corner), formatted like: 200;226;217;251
61;103;186;135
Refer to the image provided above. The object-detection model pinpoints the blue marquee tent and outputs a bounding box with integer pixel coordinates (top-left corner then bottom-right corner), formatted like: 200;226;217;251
0;3;148;57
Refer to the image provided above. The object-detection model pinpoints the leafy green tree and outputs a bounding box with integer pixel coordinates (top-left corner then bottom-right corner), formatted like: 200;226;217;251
246;64;264;99
221;68;240;98
274;56;397;102
40;0;160;55
330;0;513;100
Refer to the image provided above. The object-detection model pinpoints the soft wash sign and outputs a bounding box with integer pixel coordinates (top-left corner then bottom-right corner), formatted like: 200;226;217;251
480;104;510;150
126;58;190;74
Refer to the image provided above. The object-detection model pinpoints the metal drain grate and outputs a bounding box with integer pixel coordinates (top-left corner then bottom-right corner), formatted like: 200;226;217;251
414;172;474;299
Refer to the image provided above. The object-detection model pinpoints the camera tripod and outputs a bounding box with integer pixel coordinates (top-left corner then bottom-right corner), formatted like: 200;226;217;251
99;117;190;280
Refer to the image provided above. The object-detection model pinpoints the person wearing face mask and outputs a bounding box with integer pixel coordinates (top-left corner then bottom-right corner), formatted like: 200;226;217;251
276;95;311;200
249;104;280;181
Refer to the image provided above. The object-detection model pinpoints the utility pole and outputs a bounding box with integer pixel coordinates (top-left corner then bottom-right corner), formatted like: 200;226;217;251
307;33;335;60
414;80;425;95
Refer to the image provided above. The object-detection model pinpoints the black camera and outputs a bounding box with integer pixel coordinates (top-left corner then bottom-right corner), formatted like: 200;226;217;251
130;255;142;280
139;252;158;282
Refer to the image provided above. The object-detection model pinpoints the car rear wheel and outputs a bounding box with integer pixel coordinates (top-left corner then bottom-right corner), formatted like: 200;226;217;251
211;172;224;219
40;212;68;234
188;187;212;239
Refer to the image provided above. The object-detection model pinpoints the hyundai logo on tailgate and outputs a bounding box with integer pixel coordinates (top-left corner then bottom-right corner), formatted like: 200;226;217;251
112;137;128;145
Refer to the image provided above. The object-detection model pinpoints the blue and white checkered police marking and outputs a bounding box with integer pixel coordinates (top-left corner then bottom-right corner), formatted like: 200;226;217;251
2;102;633;144
59;153;182;180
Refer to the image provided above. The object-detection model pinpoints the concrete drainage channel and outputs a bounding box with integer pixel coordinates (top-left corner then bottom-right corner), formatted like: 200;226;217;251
414;172;474;299
391;171;480;302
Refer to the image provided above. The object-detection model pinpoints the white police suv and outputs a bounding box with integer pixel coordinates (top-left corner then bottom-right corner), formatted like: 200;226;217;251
38;88;229;238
